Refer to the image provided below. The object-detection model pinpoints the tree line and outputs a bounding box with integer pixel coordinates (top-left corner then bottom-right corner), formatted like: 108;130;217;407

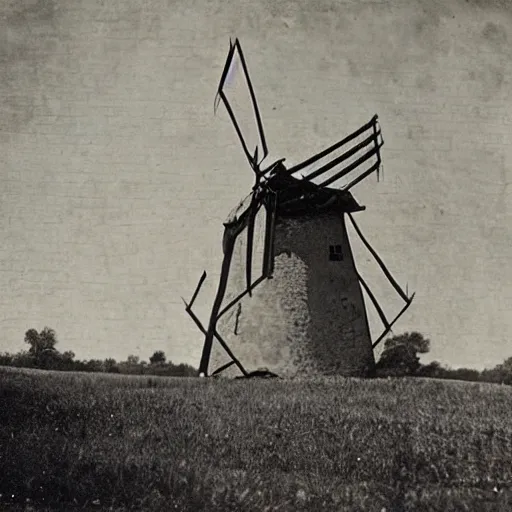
1;327;511;385
0;327;197;377
375;331;512;385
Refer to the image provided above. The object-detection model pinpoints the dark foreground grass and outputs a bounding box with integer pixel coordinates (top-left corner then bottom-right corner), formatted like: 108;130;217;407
1;367;512;511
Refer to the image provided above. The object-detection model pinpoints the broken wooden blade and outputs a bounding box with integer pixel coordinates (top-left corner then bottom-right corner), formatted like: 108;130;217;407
217;274;266;321
303;129;381;185
262;190;278;278
185;298;248;377
347;212;409;304
188;271;207;309
199;233;237;376
357;271;391;332
320;144;382;189
285;115;379;179
215;38;269;177
245;198;257;297
372;293;416;349
234;38;269;161
344;160;381;191
216;90;257;175
213;328;249;377
211;360;236;376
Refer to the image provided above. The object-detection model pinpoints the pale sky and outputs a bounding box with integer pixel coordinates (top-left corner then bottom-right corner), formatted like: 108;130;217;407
1;0;511;370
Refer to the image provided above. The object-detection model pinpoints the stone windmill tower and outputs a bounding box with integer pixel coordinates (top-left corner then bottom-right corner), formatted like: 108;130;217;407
184;39;415;378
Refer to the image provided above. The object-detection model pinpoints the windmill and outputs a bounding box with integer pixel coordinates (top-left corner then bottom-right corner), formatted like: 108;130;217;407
183;38;415;379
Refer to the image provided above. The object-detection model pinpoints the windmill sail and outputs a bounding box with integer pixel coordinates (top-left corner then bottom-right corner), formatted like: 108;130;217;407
215;38;269;174
286;115;383;190
346;212;415;348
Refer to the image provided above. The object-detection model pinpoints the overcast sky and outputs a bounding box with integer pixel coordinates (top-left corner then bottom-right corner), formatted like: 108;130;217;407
1;0;511;370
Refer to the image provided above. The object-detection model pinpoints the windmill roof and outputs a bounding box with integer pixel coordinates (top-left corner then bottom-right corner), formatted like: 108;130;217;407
267;172;365;217
224;170;365;228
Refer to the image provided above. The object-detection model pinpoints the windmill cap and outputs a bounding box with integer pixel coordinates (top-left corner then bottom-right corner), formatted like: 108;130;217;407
224;172;365;229
267;172;365;216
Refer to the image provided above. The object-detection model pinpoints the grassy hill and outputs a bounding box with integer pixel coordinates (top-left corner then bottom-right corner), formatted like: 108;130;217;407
1;366;511;511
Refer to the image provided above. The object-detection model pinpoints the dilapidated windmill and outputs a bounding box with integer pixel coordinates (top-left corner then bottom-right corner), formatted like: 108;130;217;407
184;38;415;378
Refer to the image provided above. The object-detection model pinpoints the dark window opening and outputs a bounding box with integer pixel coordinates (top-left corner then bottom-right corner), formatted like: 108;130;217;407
329;244;343;261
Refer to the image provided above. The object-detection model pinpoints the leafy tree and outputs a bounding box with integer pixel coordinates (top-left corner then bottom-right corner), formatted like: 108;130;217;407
24;327;58;356
24;329;39;349
61;351;75;361
481;357;512;385
84;359;104;373
23;327;61;369
416;360;443;378
126;355;140;365
0;352;13;366
172;362;197;377
501;356;512;373
149;350;166;365
376;331;430;376
104;358;119;373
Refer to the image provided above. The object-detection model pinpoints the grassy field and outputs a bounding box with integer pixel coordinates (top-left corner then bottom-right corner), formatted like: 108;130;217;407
1;367;512;511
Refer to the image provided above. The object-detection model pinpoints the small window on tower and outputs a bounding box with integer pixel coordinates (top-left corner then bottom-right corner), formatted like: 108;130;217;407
329;245;343;261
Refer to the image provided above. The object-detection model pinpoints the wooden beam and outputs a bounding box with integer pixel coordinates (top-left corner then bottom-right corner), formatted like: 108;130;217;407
246;199;262;297
266;191;278;277
319;145;382;188
344;161;381;191
234;39;269;164
211;360;236;376
182;297;206;336
301;129;381;184
183;298;248;377
286;115;379;176
217;274;266;321
357;271;391;331
212;328;249;377
347;212;410;304
372;293;416;349
199;230;237;376
262;196;273;277
188;271;207;309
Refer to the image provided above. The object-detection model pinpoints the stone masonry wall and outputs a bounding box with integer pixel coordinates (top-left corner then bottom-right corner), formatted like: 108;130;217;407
209;211;375;377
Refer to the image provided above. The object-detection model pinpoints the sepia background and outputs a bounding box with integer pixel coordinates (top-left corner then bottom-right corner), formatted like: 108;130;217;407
1;0;511;370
